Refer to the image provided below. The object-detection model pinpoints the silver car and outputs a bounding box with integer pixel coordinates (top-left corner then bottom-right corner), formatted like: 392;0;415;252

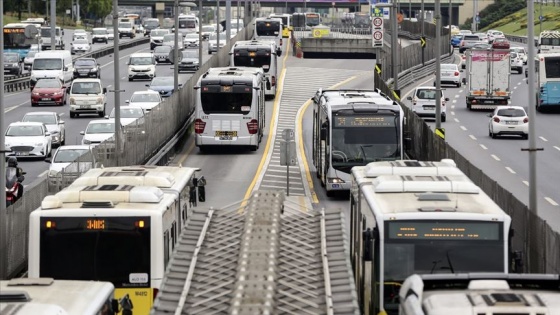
21;111;66;147
23;51;37;71
71;38;91;55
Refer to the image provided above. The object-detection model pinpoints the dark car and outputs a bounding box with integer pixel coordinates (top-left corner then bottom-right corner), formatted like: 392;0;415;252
4;53;22;75
492;38;511;49
153;45;173;64
178;50;200;72
146;76;179;98
73;58;101;79
31;78;67;106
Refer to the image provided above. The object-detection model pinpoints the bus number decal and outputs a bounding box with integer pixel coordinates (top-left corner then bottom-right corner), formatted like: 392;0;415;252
129;273;149;283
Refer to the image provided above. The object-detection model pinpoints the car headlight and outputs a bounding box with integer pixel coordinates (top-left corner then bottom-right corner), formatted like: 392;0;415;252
96;97;103;104
53;91;63;96
83;139;92;144
47;170;59;178
70;97;75;105
12;63;19;67
32;92;40;96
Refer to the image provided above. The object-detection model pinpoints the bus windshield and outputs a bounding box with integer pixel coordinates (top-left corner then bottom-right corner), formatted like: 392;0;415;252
306;14;320;27
3;30;30;48
39;217;151;287
256;21;281;37
330;113;400;168
544;56;560;78
201;91;252;114
179;18;196;28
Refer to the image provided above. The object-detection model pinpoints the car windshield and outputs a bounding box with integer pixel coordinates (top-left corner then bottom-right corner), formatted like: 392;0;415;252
33;58;62;70
150;77;173;86
110;107;144;118
75;59;95;66
512;48;525;54
416;89;441;99
86;122;115;134
4;54;19;62
183;51;198;58
53;149;88;162
441;64;456;70
6;125;44;136
119;23;131;28
23;114;56;124
145;20;159;28
93;29;107;35
154;46;171;53
210;33;227;40
131;93;160;102
497;108;525;117
151;30;168;36
74;39;88;45
35;79;62;88
163;34;175;41
71;82;101;94
185;34;198;39
130;57;153;65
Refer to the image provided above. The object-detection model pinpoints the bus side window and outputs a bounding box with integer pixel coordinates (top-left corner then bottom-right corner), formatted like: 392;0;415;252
164;230;170;266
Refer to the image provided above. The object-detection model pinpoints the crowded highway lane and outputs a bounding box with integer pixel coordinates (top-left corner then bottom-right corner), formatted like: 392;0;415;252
4;41;212;184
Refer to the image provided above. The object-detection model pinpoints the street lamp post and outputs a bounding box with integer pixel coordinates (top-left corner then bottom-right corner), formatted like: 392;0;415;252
174;1;197;95
375;2;399;93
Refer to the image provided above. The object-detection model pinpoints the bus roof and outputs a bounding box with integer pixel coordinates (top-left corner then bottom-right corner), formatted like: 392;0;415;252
0;278;113;315
400;273;560;315
317;89;396;105
352;159;463;184
202;67;264;81
233;39;276;49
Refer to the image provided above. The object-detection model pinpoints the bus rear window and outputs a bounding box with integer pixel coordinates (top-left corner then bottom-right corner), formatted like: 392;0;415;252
233;54;271;72
256;22;280;36
201;91;253;114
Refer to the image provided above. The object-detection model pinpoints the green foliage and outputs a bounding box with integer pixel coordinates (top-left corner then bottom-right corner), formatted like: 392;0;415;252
84;0;112;20
461;0;526;30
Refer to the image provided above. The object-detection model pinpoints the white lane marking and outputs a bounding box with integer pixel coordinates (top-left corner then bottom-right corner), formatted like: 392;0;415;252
513;86;518;90
539;136;548;142
100;47;149;68
523;181;529;186
454;118;460;123
452;100;457;104
460;126;467;131
480;144;487;150
469;135;477;140
454;94;460;98
554;146;560;151
505;167;516;174
491;154;501;161
450;111;455;116
545;197;559;206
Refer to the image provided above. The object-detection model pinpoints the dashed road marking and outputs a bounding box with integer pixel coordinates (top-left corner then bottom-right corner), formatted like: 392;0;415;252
480;144;487;150
491;154;500;161
539;136;548;142
523;181;529;186
469;135;477;140
554;146;560;151
505;167;516;174
545;197;559;206
460;126;467;131
454;118;460;122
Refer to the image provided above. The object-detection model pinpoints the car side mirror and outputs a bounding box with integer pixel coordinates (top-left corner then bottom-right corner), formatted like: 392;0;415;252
406;96;412;100
44;158;51;163
104;115;109;119
145;84;149;87
125;100;130;103
45;132;50;136
80;131;85;135
445;98;450;101
103;87;107;94
487;113;493;117
60;120;64;124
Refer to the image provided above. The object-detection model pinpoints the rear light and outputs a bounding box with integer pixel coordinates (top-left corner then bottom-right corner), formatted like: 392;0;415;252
194;119;206;134
460;41;465;47
454;71;459;76
280;39;283;46
247;119;259;134
271;76;276;86
472;99;477;104
523;117;529;123
493;117;500;123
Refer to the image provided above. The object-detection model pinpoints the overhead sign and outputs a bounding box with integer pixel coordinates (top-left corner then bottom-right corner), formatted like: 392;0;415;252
372;16;383;48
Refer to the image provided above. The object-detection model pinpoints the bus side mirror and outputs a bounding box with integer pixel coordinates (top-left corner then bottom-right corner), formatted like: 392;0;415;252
320;128;327;140
363;228;373;262
276;48;282;57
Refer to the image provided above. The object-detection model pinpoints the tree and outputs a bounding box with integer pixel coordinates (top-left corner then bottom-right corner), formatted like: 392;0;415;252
84;0;111;22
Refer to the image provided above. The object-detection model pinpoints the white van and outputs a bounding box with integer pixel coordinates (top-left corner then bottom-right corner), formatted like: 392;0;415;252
67;78;107;118
127;53;156;81
40;26;65;50
30;51;73;89
407;86;449;122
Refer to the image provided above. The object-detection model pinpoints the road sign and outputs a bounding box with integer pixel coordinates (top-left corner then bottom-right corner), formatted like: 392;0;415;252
435;128;445;140
371;7;383;18
420;36;426;48
475;15;480;23
375;63;381;75
372;13;383;48
540;15;544;21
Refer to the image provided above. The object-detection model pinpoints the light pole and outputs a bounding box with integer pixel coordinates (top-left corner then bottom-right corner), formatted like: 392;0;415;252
435;0;442;129
375;2;399;93
1;0;6;215
174;1;197;95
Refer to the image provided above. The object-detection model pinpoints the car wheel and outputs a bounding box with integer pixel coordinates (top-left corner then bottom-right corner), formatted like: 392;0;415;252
522;134;529;140
129;78;133;82
441;114;446;122
70;112;76;118
491;130;497;139
61;133;66;145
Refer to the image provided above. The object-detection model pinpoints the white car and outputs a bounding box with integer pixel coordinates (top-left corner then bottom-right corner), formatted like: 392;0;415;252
91;27;109;43
510;52;524;74
437;63;461;87
510;47;528;64
183;33;200;48
107;29;115;41
46;145;95;186
208;33;227;54
407;87;449;122
4;121;52;159
70;38;91;55
150;28;171;50
127;53;156;81
487;30;505;43
488;106;529;139
107;106;145;135
21;111;65;147
162;34;184;50
80;119;122;146
125;90;162;112
201;24;219;40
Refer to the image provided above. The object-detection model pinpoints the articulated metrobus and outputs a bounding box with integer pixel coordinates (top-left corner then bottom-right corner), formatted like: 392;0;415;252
538;30;560;54
536;53;560;111
311;89;404;196
292;12;321;29
269;13;292;38
253;17;283;54
0;278;116;315
194;67;266;151
231;40;279;99
3;23;39;60
349;159;513;315
28;165;202;315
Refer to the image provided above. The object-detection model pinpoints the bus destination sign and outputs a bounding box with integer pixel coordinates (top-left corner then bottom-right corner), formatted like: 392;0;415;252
334;115;394;127
4;28;26;33
388;221;500;240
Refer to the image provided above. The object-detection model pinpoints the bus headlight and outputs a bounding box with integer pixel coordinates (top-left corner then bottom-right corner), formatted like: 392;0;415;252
328;178;345;184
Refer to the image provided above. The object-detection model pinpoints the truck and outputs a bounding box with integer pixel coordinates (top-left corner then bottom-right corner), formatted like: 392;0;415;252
464;48;511;110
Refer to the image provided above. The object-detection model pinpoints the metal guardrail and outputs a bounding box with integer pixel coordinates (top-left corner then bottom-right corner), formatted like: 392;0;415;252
388;51;455;89
3;37;150;93
506;34;538;47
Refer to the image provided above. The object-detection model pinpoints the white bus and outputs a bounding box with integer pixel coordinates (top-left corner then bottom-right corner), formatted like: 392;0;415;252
400;273;560;315
538;30;560;54
349;159;513;315
0;278;116;315
311;89;404;196
194;67;266;151
177;14;199;37
253;17;283;54
536;53;560;111
231;39;279;99
28;165;203;315
268;13;292;38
